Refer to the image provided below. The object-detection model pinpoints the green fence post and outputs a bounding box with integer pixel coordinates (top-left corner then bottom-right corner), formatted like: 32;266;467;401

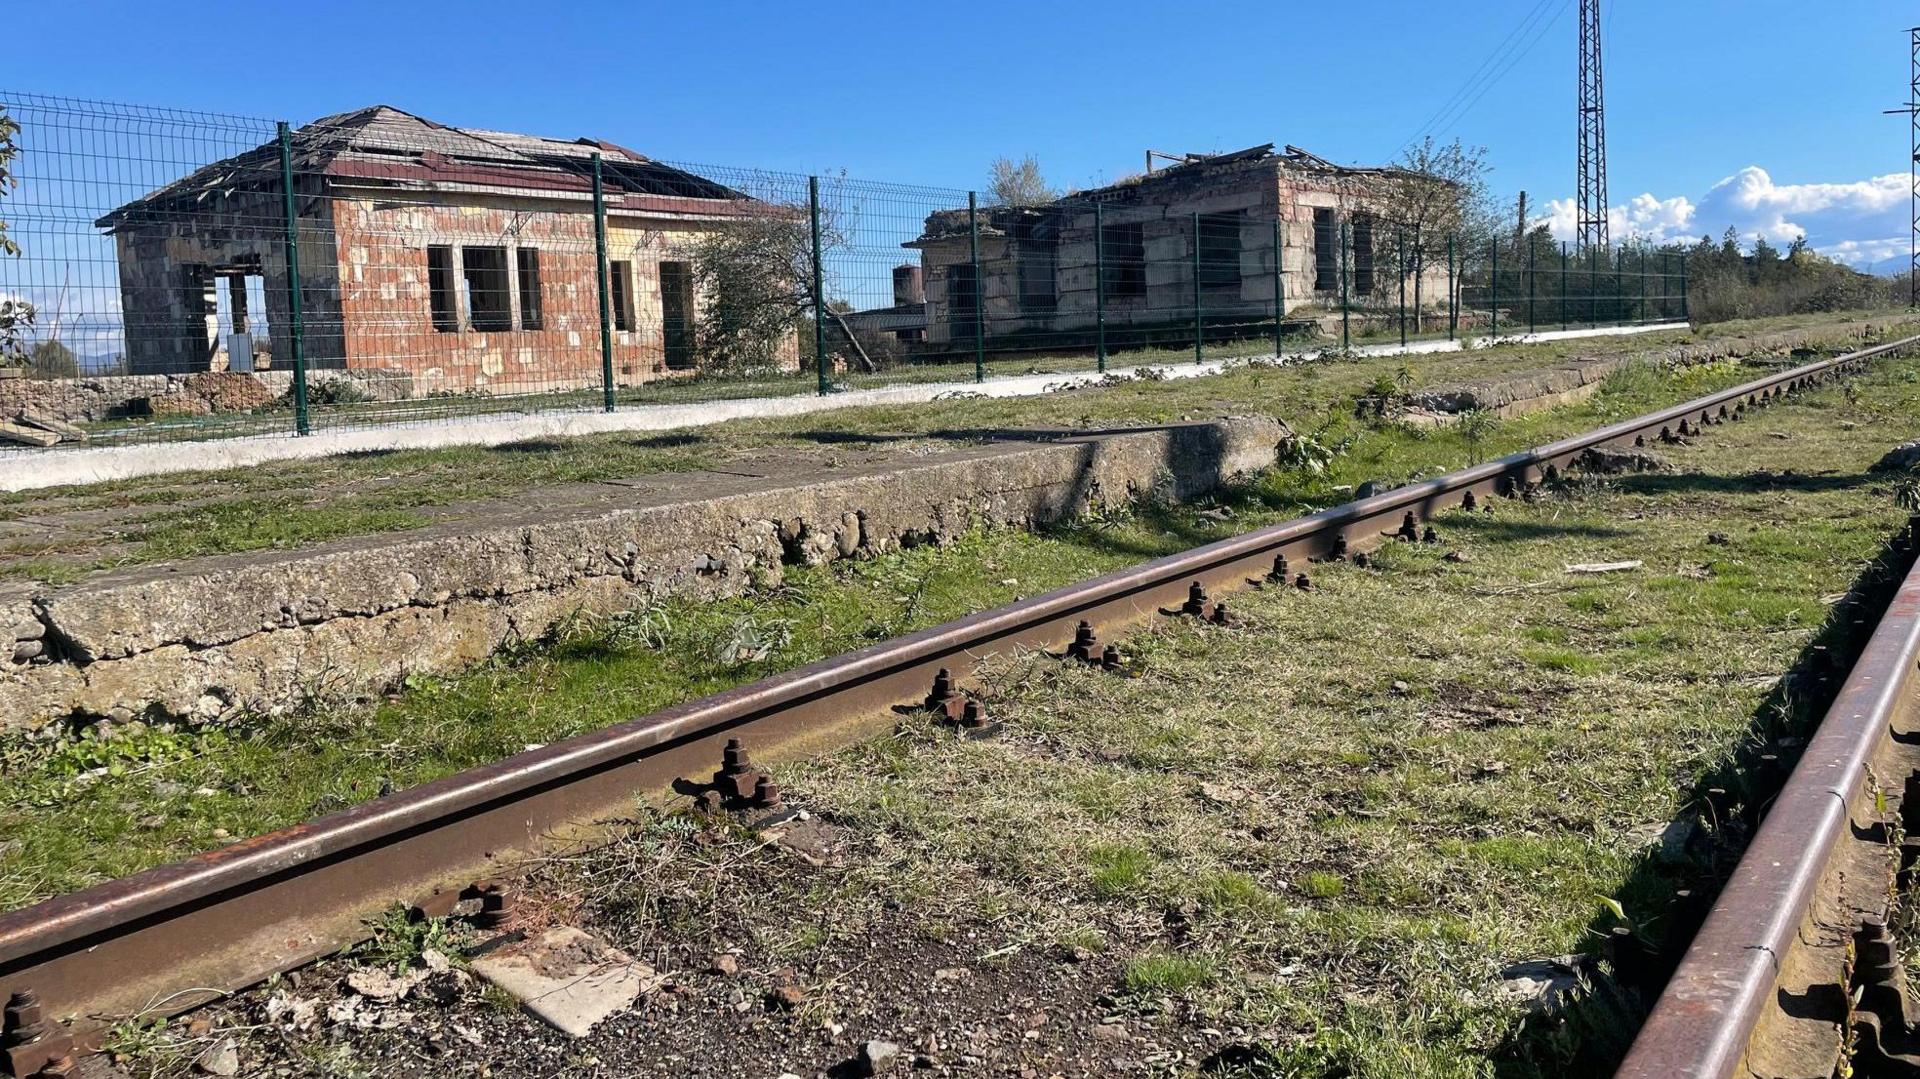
276;122;309;436
1446;233;1456;340
1412;225;1422;340
969;192;984;383
1639;249;1647;324
1527;238;1536;336
1340;218;1351;351
1589;248;1599;328
592;153;615;411
1094;201;1107;373
1489;241;1499;340
809;176;829;395
1613;248;1623;326
1397;226;1407;348
1191;211;1204;363
1560;242;1569;332
1680;253;1690;322
1272;215;1284;359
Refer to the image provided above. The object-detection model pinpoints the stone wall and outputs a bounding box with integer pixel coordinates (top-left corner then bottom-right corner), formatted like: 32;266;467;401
0;368;411;424
0;417;1284;730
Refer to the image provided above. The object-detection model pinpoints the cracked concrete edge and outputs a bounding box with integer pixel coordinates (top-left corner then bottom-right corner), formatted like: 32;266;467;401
0;418;1283;729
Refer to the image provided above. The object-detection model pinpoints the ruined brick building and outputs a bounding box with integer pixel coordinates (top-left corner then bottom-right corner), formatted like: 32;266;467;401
905;145;1454;351
96;106;794;391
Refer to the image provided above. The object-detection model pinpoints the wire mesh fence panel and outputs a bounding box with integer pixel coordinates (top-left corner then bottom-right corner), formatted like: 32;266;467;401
0;91;1700;456
0;94;294;448
1455;236;1688;339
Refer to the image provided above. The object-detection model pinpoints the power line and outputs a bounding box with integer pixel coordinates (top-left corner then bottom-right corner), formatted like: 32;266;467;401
1396;0;1571;156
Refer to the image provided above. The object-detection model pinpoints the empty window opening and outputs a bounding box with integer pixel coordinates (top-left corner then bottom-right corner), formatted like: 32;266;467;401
516;248;543;330
1014;219;1058;315
609;260;635;332
660;260;694;369
947;263;979;341
1100;220;1146;299
1197;212;1242;291
428;245;458;332
1352;215;1375;295
462;246;512;332
1313;209;1337;291
213;272;269;370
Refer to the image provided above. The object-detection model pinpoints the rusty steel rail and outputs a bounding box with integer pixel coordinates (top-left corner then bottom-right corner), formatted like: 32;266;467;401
1618;492;1920;1070
0;335;1913;1076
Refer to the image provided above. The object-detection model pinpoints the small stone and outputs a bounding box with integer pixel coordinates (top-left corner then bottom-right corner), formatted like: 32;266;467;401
1498;956;1587;1012
709;954;740;977
1707;532;1730;545
858;1039;902;1075
186;1017;213;1037
1093;1022;1129;1042
768;984;807;1010
1444;550;1469;563
1390;680;1411;695
346;967;426;1003
195;1039;239;1076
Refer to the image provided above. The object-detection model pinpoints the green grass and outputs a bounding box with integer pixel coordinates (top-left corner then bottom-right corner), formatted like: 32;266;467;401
1086;841;1157;897
0;346;1898;914
1122;951;1216;994
5;346;1920;1079
20;328;1920;1078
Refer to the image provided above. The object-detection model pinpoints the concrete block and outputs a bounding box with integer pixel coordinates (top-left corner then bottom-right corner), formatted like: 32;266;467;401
471;926;656;1037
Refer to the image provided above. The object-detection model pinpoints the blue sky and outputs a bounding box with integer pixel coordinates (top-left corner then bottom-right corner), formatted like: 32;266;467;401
6;0;1919;265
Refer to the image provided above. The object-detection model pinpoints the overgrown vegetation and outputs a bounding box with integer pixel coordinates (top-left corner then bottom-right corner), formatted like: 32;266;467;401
0;105;30;368
1681;226;1906;323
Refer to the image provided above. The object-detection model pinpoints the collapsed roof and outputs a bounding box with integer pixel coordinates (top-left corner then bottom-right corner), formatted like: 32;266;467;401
97;105;760;230
908;144;1436;245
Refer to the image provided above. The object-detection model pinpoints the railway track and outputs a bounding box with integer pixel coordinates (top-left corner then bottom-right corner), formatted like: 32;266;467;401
1;336;1915;1078
1618;458;1920;1073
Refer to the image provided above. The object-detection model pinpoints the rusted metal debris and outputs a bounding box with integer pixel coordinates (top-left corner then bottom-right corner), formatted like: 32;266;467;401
0;336;1901;1070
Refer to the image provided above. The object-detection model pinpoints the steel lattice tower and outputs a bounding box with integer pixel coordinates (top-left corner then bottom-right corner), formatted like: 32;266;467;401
1576;0;1609;254
1886;29;1920;308
1908;28;1919;308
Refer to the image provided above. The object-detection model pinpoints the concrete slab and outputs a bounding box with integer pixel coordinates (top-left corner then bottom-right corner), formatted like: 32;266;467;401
469;926;656;1037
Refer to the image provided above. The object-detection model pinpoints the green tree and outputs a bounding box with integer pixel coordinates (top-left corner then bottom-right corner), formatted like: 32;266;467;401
1369;137;1496;309
683;192;875;376
28;338;76;379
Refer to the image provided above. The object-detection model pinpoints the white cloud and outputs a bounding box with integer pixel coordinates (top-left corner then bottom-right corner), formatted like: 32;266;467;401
1537;166;1913;269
